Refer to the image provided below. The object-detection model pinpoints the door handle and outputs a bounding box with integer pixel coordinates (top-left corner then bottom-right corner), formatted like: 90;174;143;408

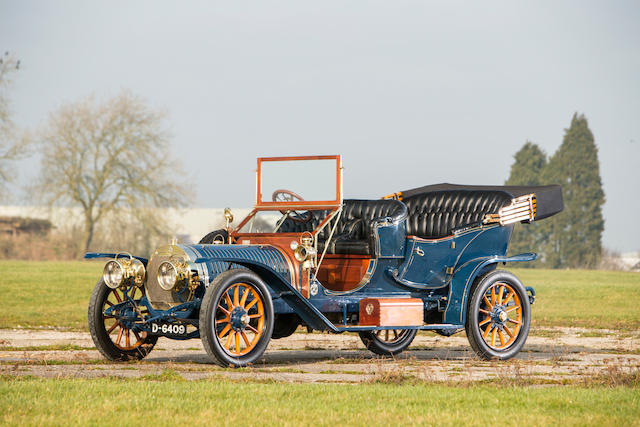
415;247;424;256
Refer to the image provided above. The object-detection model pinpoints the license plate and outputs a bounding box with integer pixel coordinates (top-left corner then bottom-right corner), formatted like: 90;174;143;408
149;322;188;337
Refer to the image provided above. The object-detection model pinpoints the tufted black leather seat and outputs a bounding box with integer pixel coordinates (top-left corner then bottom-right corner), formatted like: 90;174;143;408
402;190;512;239
278;199;407;255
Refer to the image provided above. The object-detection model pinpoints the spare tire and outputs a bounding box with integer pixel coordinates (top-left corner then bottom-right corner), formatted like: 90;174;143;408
199;229;228;244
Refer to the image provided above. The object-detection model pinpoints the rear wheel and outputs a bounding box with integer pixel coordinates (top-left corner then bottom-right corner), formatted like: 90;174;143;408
88;280;157;361
200;270;274;367
465;270;530;360
359;329;417;356
271;314;300;339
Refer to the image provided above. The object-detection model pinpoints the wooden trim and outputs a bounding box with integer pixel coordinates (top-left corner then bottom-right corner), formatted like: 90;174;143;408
255;155;342;207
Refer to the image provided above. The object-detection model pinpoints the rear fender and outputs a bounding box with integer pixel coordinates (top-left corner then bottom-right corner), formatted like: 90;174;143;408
443;253;537;324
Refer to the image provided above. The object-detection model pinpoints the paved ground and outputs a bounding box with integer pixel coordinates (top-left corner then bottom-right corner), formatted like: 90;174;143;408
1;328;638;383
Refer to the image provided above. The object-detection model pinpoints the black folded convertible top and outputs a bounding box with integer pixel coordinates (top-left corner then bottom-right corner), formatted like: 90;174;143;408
399;183;563;221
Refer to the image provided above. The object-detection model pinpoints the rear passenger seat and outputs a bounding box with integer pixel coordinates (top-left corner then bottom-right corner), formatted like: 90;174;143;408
402;190;512;239
278;191;511;255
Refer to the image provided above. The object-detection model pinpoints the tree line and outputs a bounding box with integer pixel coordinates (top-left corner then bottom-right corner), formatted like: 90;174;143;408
0;53;190;257
506;113;605;269
1;52;606;267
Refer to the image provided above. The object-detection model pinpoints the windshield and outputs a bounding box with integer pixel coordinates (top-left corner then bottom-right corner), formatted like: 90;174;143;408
257;156;341;207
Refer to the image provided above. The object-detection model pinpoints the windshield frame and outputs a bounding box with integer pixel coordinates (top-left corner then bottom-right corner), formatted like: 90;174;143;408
255;155;343;209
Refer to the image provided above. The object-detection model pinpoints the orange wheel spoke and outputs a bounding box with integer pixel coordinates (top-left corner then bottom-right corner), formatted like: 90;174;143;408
491;327;497;347
478;317;491;327
241;331;251;347
225;331;234;350
497;285;505;305
503;324;514;338
482;295;493;310
105;301;113;307
246;324;258;334
483;324;492;339
245;298;258;311
490;287;496;305
235;331;241;353
507;318;521;325
479;309;490;315
133;330;142;341
505;306;519;313
240;288;250;308
233;285;240;307
113;290;122;303
248;314;262;319
218;324;232;339
498;329;505;346
125;329;130;347
503;292;514;306
116;328;123;345
224;293;233;310
107;322;119;334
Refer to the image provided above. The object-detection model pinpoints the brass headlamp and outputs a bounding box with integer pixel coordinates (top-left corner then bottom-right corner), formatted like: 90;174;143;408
157;258;191;291
294;232;316;270
103;254;145;289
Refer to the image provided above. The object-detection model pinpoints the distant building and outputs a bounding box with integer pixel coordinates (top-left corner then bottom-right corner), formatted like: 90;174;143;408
0;206;252;244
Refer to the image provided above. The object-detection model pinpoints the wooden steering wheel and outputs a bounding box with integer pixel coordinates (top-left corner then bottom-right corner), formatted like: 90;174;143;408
272;189;312;223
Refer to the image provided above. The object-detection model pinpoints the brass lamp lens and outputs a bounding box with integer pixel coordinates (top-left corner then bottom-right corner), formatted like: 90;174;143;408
103;260;124;289
157;261;178;291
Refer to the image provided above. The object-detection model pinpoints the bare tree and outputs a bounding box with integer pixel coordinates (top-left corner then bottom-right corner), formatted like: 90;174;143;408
34;90;191;253
0;52;29;198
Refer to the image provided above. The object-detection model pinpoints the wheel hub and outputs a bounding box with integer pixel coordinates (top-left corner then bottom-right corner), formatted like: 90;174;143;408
490;306;508;326
230;307;248;331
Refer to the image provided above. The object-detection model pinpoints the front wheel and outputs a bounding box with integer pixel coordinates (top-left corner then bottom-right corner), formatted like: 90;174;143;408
359;329;417;356
88;280;157;361
200;270;274;367
465;270;531;360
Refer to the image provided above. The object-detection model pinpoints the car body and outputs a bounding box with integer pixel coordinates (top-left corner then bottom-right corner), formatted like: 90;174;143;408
86;155;563;367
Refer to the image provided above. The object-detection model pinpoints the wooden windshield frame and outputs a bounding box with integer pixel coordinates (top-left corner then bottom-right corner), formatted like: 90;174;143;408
255;155;343;208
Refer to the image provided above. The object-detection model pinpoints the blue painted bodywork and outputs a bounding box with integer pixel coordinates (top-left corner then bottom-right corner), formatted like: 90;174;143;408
85;213;537;337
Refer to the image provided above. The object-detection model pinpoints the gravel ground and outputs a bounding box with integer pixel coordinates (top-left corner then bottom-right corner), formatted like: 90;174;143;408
1;328;638;383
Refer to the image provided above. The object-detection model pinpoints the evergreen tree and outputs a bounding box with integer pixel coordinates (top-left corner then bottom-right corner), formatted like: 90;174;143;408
543;113;605;268
505;142;547;263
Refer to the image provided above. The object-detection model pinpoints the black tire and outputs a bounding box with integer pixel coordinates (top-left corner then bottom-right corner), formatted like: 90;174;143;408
465;270;531;360
359;329;417;356
271;314;300;339
88;279;157;361
433;328;460;337
200;269;274;367
199;229;228;244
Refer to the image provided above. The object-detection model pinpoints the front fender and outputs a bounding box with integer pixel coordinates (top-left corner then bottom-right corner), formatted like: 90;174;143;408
193;255;339;332
443;253;537;324
84;252;149;265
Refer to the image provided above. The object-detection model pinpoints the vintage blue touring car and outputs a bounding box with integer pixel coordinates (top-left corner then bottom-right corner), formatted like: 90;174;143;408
86;155;563;367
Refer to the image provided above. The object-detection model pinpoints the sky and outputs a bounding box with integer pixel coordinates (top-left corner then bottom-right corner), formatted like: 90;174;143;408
1;1;639;252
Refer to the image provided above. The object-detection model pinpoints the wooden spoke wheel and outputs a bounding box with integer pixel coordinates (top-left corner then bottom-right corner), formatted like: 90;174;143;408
200;270;274;367
88;279;157;361
359;328;417;356
214;282;266;356
465;270;530;360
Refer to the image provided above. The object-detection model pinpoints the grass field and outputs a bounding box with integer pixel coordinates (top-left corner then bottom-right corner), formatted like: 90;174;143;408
0;260;639;330
1;376;638;426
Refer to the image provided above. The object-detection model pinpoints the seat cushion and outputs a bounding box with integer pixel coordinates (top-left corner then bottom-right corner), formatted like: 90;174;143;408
403;190;512;239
